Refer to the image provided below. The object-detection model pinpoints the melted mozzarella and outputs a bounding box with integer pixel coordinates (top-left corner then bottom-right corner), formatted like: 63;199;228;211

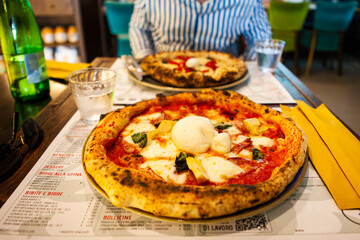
211;132;231;154
226;125;242;136
225;151;238;158
233;135;248;145
196;57;211;65
140;160;186;184
135;112;162;121
122;122;155;137
123;112;275;184
197;155;244;183
239;149;252;160
163;63;178;70
141;139;179;160
198;66;215;74
171;116;216;153
185;58;200;68
123;135;134;146
251;136;275;148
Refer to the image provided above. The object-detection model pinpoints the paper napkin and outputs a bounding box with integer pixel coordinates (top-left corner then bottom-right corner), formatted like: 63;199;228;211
281;101;360;209
46;60;90;80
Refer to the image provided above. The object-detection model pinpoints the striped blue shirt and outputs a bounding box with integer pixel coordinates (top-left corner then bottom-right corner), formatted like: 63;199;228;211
129;0;272;60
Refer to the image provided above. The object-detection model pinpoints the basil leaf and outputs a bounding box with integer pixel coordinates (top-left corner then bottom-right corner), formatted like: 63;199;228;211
252;148;264;160
215;123;232;130
131;132;147;148
175;152;193;172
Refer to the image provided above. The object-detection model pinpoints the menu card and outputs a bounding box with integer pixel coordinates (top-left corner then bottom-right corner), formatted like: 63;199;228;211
0;111;359;240
111;60;296;105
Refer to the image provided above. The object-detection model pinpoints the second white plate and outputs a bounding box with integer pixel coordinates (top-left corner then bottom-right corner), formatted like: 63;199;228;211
127;70;250;92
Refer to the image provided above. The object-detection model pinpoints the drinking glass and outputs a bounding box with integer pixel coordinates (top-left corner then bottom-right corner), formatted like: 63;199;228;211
255;39;285;73
68;68;116;124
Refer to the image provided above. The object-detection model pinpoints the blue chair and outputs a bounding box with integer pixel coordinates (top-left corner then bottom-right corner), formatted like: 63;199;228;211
269;0;310;76
104;1;134;56
300;1;358;77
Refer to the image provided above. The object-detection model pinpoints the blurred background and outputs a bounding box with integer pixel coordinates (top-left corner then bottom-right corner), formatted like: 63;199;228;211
0;0;359;135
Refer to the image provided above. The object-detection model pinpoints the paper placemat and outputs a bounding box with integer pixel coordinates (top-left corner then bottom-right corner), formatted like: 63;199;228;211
111;59;295;105
0;110;359;240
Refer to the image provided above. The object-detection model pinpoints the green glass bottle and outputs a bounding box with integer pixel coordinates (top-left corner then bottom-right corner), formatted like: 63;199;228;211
0;0;50;102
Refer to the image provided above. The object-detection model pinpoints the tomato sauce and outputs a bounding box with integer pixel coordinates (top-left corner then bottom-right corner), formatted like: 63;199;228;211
107;138;141;167
262;127;285;139
168;56;219;73
105;102;286;185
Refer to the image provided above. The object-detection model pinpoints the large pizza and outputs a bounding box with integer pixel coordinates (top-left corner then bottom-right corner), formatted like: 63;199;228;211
83;89;307;219
140;50;247;88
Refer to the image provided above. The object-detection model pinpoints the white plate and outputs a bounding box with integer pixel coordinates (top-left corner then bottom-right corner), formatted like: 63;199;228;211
127;70;250;92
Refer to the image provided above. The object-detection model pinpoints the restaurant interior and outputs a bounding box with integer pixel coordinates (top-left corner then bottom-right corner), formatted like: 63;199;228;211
0;0;359;239
2;0;357;135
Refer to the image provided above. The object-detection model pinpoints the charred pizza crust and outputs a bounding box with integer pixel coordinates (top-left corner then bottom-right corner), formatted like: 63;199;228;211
83;89;307;219
140;50;247;88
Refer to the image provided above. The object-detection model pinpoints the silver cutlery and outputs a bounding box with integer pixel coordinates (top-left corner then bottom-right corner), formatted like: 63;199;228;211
122;55;145;81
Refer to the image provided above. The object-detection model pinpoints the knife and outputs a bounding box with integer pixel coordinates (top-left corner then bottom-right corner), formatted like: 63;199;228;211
122;55;144;81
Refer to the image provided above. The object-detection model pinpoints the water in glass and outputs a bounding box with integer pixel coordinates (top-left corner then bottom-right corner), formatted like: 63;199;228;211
255;39;285;73
68;68;116;124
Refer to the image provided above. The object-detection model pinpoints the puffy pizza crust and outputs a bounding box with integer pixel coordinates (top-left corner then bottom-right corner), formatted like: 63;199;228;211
140;50;247;88
83;89;307;219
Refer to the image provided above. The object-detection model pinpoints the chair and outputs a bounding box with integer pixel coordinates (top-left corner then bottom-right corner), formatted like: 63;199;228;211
300;1;358;77
104;1;134;56
269;0;310;76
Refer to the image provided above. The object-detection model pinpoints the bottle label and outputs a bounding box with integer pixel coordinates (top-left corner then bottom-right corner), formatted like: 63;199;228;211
24;51;48;84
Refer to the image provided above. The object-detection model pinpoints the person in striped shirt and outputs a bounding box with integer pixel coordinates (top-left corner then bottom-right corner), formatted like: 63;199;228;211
129;0;272;61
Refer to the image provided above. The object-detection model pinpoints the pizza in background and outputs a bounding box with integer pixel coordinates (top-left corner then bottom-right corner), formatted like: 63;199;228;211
83;89;307;219
140;50;247;88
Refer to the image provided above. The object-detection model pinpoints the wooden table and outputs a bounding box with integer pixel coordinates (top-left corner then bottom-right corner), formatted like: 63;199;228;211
0;75;67;145
0;57;333;207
